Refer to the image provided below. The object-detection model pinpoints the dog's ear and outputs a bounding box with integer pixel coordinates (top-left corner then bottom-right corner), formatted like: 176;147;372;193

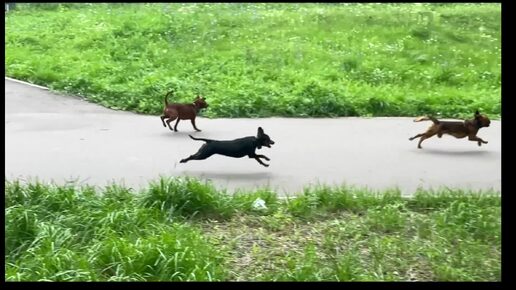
257;127;264;137
475;110;480;116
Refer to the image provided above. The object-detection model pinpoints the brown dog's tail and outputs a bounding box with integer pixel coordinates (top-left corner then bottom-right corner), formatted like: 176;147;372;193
413;116;439;124
189;135;214;143
164;90;175;106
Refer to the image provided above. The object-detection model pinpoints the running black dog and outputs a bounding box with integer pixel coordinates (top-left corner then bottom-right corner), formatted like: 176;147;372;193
179;127;275;167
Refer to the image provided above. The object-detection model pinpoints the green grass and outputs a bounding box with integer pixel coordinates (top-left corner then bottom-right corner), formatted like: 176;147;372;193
5;3;500;119
5;177;501;281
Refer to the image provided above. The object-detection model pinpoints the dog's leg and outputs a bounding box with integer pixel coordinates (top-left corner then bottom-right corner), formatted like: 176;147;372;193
180;156;193;163
249;153;269;167
255;154;270;161
180;145;213;163
191;119;202;132
468;135;488;146
409;133;424;141
160;115;167;127
254;157;269;167
166;117;177;131
416;132;437;149
174;118;181;132
180;152;213;163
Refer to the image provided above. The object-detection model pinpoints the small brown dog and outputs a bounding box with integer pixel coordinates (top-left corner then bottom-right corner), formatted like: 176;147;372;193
160;90;209;132
409;110;491;149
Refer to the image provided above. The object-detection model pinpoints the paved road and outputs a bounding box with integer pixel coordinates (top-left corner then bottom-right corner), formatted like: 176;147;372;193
5;78;501;196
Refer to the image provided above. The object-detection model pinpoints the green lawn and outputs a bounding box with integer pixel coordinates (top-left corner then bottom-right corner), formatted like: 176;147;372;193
5;3;500;119
5;177;501;281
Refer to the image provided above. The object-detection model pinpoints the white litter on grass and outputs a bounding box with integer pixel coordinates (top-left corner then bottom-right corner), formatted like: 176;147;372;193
252;198;268;211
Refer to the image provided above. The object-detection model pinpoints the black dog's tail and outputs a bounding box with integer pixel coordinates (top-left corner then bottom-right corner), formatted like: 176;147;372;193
189;135;213;143
164;90;175;106
413;116;439;124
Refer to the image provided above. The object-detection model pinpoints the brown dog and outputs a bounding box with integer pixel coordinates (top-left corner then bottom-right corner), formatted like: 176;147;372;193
409;110;491;149
160;90;209;132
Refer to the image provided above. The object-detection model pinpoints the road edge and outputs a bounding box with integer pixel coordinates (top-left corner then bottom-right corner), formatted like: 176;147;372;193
5;76;49;90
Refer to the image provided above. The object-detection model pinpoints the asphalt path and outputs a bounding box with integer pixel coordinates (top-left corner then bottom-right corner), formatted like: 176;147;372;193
5;78;501;196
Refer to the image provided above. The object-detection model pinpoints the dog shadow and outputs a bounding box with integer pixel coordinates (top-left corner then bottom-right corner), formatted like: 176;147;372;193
415;148;494;157
182;170;272;181
162;131;202;138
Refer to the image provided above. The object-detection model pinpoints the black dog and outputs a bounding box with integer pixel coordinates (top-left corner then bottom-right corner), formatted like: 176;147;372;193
179;127;275;167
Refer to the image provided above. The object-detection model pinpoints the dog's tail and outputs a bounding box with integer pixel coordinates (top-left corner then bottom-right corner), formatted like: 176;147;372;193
189;135;213;143
164;90;175;106
413;116;439;124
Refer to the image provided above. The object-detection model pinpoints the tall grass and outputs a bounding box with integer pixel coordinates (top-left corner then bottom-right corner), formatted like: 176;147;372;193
5;3;500;119
5;177;501;281
5;178;224;281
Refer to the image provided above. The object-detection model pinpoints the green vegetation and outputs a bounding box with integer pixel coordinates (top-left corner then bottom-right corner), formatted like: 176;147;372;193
5;177;501;281
5;3;500;119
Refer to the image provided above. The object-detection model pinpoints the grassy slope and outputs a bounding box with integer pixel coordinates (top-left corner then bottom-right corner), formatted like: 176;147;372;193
5;177;501;281
5;3;500;118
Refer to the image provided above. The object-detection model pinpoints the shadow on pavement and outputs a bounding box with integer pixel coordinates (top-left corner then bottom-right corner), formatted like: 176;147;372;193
412;148;496;157
182;170;273;181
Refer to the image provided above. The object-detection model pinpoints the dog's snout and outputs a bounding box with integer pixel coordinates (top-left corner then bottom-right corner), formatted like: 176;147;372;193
270;140;275;145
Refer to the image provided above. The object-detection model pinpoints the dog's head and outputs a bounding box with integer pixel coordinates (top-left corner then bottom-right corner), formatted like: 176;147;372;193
193;95;209;109
256;127;275;149
474;110;491;128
